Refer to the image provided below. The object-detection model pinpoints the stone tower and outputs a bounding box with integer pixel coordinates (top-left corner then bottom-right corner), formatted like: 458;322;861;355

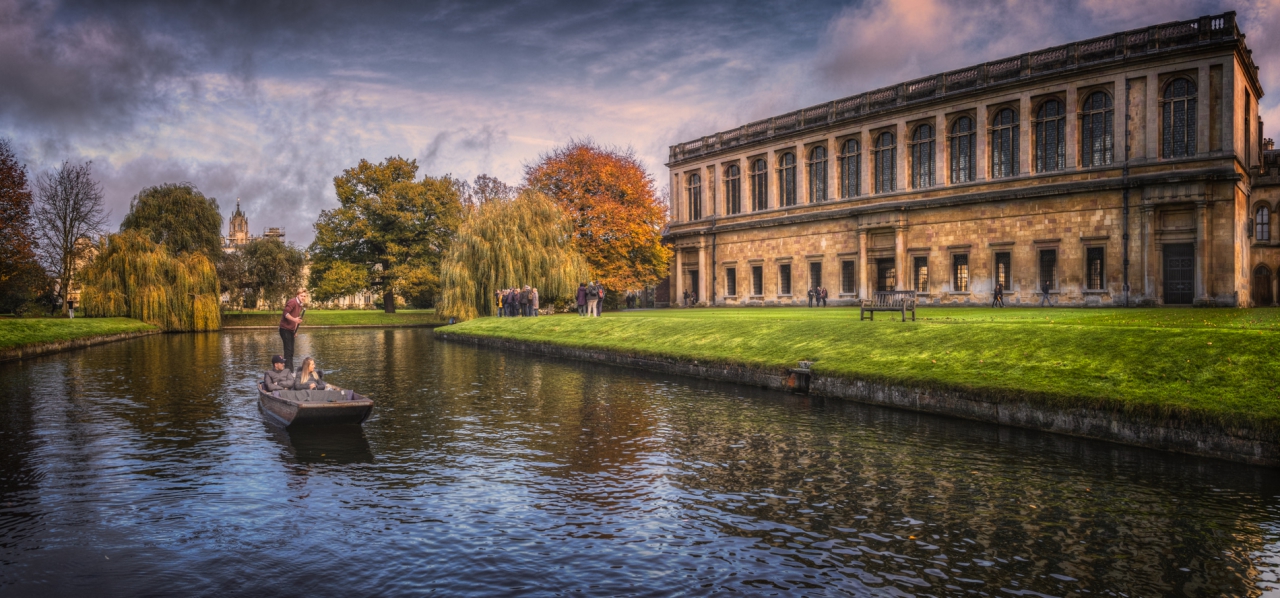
228;199;249;247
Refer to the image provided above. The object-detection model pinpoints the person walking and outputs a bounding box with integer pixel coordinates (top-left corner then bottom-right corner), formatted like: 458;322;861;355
576;282;588;316
531;287;539;317
1040;280;1051;307
278;289;307;372
992;282;1005;308
586;282;599;317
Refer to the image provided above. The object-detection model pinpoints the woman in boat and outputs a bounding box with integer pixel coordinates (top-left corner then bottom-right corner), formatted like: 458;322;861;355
293;357;341;391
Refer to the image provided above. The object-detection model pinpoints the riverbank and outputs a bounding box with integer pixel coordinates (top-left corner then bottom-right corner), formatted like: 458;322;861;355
0;317;160;362
436;307;1280;466
222;309;445;328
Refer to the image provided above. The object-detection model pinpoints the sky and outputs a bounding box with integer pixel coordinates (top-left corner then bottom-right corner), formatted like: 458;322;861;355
3;0;1278;246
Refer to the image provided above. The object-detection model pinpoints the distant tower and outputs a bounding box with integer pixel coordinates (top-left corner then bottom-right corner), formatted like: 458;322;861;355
228;199;249;248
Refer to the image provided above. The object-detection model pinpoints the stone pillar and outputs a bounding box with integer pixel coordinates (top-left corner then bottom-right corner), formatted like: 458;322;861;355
767;151;779;209
858;228;869;298
1272;272;1278;307
859;131;872;197
795;143;808;205
697;239;708;305
1198;65;1211;158
975;104;988;181
1140;205;1154;300
1019;94;1032;175
1146;73;1160;160
827;136;839;201
1065;83;1079;169
895;224;908;291
674;248;684;306
895;121;907;192
1194;200;1209;303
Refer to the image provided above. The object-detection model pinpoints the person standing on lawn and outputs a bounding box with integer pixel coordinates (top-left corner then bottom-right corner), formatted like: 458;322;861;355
807;287;814;307
1040;280;1051;307
586;282;599;317
279;289;306;372
531;287;539;316
596;284;605;316
576;282;588;316
820;286;828;307
992;283;1005;308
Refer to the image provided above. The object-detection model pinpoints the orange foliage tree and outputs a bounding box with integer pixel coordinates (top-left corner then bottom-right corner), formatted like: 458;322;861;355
523;140;670;292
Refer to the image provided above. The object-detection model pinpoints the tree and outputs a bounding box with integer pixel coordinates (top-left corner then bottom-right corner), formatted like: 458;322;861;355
241;238;306;309
120;183;223;257
310;156;464;313
461;173;518;206
0;138;48;313
216;249;253;311
79;230;220;331
438;189;590;320
524;139;670;292
33;161;108;314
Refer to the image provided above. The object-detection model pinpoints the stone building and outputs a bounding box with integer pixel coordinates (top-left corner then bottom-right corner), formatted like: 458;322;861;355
664;12;1272;308
222;199;286;252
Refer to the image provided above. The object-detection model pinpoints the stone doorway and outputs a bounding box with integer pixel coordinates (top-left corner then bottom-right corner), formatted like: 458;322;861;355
1162;243;1194;305
684;270;699;305
1252;264;1273;306
875;258;896;292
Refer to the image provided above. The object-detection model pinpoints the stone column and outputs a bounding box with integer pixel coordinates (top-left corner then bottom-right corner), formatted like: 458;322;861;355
858;228;869;298
859;131;872;196
1146;73;1160;160
1198;65;1211;158
795;144;808;206
975;104;988;181
671;172;681;222
895;224;908;291
697;238;708;306
674;248;684;306
895;121;907;192
1065;83;1079;169
827;136;839;200
1141;205;1155;301
767;151;779;209
1272;272;1278;307
1195;200;1209;303
1019;94;1032;175
706;165;716;218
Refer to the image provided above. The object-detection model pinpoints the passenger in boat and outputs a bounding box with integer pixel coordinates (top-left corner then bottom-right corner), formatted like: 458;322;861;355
293;357;340;391
263;355;294;391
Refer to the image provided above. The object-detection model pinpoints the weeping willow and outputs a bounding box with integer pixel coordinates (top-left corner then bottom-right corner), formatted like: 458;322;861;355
79;230;221;331
439;190;590;320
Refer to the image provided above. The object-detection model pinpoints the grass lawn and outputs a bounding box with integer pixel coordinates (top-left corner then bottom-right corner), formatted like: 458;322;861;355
222;309;445;327
440;306;1280;435
0;317;157;352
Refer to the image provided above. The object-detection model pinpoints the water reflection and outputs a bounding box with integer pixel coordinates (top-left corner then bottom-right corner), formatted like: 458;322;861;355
0;328;1276;597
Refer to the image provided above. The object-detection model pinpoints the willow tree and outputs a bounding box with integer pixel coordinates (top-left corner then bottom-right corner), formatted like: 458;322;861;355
79;230;220;331
438;189;589;320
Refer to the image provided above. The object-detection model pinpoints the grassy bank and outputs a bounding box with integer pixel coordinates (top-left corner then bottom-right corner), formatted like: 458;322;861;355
440;307;1280;435
222;309;445;327
0;317;157;351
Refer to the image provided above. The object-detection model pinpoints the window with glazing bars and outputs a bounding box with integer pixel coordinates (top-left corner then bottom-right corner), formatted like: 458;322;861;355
751;265;763;296
1086;247;1105;290
874;132;896;193
724;164;741;215
1162;78;1197;158
910;124;935;189
1039;249;1057;289
1080;92;1114;167
809;261;822;289
994;252;1011;289
808;146;827;203
750;159;768;211
1034;99;1066;172
725;267;737;297
841;260;856;294
950;117;975;183
952;254;969;292
1257;206;1271;241
840;139;861;198
779;264;792;295
913;256;928;293
685;173;701;221
991;108;1019;178
778;153;797;206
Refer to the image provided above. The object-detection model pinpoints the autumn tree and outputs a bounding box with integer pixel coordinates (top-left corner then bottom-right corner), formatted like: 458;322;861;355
0;138;47;313
438;188;590;320
79;230;220;331
120;183;224;257
524;140;670;292
310;156;464;312
33;160;108;314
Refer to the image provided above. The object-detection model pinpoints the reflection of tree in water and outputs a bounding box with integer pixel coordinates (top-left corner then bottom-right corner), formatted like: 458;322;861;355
657;391;1277;596
0;365;44;556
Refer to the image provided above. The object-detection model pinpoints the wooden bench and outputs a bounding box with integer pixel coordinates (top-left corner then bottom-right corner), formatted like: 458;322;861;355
860;291;917;321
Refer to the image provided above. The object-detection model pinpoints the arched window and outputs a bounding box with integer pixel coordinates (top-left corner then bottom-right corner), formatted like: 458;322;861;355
991;108;1019;178
1035;99;1066;172
1162;78;1197;158
1080;92;1114;168
750;158;768;211
839;138;861;198
778;152;797;206
1257;205;1271;242
808;146;827;203
949;116;976;184
724;164;741;215
910;124;935;189
686;173;702;221
874;131;896;193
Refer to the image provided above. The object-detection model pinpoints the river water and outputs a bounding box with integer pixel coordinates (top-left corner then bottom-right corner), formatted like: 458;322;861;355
0;329;1277;597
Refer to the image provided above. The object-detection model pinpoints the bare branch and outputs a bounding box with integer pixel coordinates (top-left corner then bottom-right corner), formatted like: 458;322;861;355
32;161;107;311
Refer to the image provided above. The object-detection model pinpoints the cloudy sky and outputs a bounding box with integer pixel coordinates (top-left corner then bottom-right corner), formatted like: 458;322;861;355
2;0;1277;245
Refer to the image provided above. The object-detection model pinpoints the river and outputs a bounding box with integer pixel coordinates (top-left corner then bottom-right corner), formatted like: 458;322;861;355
1;328;1277;596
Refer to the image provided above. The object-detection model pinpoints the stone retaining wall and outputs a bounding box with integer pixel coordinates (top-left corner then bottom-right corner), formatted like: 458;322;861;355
435;331;1279;467
0;330;162;364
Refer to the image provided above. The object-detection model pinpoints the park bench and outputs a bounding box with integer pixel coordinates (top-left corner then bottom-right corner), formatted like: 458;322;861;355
860;291;917;322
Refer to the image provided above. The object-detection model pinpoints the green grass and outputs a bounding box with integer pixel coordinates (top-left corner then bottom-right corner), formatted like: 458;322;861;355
222;309;445;327
440;307;1280;436
0;317;157;351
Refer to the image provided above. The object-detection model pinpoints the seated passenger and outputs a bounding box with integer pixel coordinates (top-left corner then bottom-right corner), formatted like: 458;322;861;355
263;355;294;391
293;357;340;391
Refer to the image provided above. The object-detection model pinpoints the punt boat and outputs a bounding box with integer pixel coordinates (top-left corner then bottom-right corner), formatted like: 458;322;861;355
257;383;374;427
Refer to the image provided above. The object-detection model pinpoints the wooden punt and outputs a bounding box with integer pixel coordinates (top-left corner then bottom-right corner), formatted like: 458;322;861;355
257;383;374;427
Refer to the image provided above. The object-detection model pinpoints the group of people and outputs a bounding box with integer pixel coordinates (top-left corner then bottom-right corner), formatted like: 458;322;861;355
265;288;337;392
576;282;605;317
807;287;829;307
681;289;698;306
496;286;540;317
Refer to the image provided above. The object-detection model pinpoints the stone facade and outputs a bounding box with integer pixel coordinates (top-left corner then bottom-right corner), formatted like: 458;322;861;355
664;12;1275;308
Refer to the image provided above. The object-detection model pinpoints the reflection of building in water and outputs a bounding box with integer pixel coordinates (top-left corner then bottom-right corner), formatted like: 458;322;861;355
222;199;286;252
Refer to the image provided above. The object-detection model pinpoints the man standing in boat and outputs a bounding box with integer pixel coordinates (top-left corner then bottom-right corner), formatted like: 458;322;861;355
279;289;307;371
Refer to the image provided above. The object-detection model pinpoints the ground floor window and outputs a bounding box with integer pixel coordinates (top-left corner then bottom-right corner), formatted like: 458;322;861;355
1039;249;1057;290
994;252;1011;289
725;267;737;297
841;260;856;294
875;258;896;292
913;257;928;292
809;262;822;290
952;254;969;292
751;265;763;296
779;264;792;295
1086;247;1104;290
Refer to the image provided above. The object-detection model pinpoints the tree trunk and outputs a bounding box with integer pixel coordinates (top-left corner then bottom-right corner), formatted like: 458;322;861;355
383;288;396;313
